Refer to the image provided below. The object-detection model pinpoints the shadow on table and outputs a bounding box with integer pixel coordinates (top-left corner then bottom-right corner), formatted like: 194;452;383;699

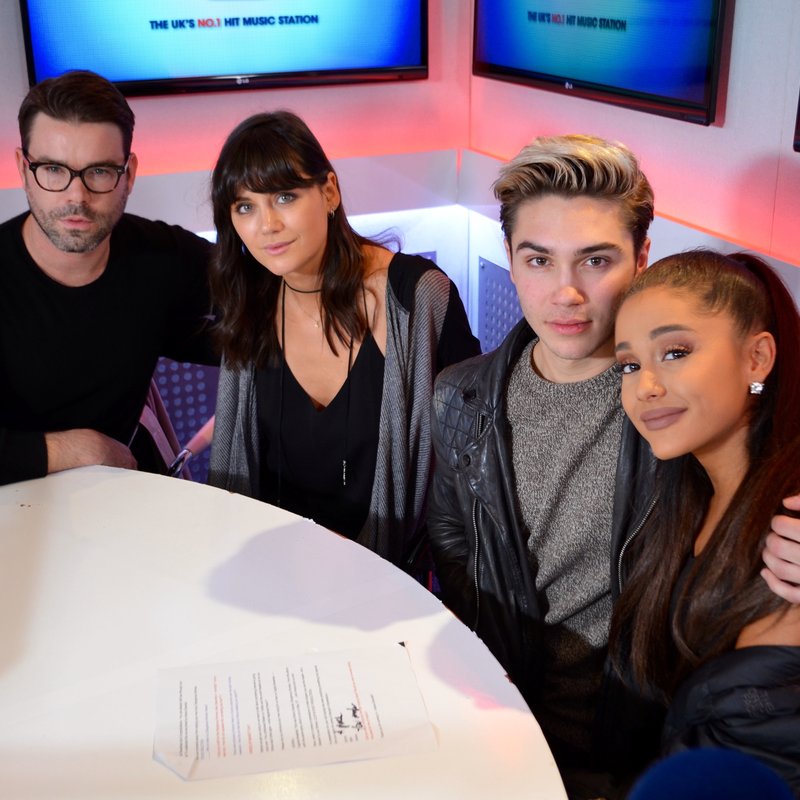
205;521;440;629
205;523;532;715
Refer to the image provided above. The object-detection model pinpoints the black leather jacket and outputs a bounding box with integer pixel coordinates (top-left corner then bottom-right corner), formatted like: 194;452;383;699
428;319;658;758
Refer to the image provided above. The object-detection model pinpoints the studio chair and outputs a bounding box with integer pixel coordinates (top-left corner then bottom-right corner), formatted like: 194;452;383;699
154;358;219;482
131;379;192;478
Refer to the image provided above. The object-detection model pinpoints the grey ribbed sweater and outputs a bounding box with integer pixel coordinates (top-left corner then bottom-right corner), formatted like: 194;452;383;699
506;339;624;754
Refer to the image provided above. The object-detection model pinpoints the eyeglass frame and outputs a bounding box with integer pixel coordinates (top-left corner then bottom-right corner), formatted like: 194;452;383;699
21;151;131;194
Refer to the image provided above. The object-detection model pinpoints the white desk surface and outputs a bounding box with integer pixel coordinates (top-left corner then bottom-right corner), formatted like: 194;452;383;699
0;467;566;799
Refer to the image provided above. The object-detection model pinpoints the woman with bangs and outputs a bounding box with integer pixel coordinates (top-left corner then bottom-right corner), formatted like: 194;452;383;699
610;249;800;792
207;111;479;569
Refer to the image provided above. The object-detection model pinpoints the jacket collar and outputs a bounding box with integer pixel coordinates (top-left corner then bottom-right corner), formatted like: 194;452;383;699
478;317;536;405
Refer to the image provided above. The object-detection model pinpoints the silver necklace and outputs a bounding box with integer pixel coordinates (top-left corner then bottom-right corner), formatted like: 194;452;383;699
287;283;322;328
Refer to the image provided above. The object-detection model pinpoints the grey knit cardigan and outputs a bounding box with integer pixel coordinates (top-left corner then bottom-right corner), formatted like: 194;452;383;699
208;258;453;568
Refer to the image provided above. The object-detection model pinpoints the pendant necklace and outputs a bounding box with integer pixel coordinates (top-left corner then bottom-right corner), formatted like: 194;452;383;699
279;279;355;490
286;280;322;328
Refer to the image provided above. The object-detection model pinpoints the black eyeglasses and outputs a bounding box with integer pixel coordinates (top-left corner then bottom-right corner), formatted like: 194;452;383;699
22;151;130;194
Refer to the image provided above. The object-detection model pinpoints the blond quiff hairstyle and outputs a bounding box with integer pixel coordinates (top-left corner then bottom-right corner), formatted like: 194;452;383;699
493;134;654;254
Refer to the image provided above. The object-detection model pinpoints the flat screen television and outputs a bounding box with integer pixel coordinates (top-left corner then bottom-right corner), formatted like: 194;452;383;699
473;0;729;125
19;0;428;96
794;91;800;152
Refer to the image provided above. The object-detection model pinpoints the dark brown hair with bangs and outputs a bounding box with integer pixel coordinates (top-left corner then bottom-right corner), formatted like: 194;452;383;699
210;110;372;367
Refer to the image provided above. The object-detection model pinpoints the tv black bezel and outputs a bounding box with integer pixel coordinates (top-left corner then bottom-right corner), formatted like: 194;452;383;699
18;0;429;97
794;92;800;152
472;0;729;126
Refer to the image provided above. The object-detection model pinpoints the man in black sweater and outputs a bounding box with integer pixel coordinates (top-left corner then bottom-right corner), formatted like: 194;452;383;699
0;70;215;484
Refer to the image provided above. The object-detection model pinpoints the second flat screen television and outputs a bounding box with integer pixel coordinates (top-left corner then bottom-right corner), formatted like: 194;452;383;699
474;0;728;125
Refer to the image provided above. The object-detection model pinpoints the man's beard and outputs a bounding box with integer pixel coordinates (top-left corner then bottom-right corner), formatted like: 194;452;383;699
26;195;126;254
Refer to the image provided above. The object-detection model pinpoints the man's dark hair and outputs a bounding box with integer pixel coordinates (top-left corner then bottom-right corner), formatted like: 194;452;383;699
18;70;135;157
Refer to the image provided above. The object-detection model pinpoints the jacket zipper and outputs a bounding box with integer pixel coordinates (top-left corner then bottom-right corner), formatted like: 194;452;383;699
616;495;657;593
471;411;488;630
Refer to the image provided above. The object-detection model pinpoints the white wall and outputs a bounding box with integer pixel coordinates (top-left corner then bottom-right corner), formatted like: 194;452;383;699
2;0;798;279
461;149;800;316
0;1;473;186
469;1;800;269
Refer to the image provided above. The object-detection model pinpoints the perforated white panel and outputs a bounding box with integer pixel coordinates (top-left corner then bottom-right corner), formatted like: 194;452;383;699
477;257;523;353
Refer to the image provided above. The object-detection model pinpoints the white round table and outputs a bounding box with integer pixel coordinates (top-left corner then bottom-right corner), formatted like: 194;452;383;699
0;467;566;799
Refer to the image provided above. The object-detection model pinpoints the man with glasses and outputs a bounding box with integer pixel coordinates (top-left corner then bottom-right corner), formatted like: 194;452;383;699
0;70;215;484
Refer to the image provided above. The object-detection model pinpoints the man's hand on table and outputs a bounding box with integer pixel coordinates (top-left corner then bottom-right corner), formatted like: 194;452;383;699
45;429;137;474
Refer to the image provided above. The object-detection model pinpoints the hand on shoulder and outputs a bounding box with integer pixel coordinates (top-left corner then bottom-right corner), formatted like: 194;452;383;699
45;429;137;474
761;494;800;605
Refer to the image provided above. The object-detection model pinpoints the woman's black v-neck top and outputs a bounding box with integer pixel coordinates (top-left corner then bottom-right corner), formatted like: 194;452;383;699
255;330;385;539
